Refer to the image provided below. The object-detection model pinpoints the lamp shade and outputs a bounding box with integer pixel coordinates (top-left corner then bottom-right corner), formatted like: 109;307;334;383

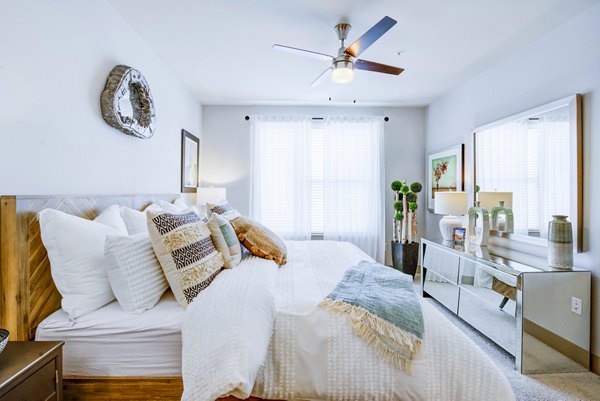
478;191;513;211
196;187;226;206
434;191;468;215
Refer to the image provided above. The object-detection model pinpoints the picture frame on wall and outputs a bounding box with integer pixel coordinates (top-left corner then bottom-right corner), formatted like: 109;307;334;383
181;129;200;193
427;144;464;211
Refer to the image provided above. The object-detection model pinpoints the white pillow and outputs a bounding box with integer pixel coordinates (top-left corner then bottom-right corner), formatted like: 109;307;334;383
120;205;158;235
174;198;189;209
39;205;128;319
159;200;185;213
95;205;128;232
104;233;168;313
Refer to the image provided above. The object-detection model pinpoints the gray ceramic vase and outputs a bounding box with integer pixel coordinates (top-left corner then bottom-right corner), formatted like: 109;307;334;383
548;215;573;269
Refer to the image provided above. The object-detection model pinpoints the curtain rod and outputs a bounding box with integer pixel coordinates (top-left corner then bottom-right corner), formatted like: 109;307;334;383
244;116;389;121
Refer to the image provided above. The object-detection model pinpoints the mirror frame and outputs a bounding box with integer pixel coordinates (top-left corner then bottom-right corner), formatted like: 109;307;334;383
472;94;582;252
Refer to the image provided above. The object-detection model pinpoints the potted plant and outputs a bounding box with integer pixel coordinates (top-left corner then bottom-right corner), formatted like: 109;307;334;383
390;180;422;276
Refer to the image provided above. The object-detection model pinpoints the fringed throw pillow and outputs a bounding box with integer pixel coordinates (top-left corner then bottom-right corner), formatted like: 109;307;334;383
146;206;224;308
231;217;287;265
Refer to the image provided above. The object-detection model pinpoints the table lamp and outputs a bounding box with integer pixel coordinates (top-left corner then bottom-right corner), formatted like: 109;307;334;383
434;191;468;241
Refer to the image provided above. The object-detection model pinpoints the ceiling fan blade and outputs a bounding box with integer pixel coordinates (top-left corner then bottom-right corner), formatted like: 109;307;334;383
310;67;332;87
344;16;397;58
354;59;404;75
272;44;334;61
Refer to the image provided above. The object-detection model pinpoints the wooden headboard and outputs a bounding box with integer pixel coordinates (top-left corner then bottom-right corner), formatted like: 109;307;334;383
0;194;179;340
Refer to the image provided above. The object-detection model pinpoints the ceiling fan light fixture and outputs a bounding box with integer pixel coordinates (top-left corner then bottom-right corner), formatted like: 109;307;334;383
332;60;354;84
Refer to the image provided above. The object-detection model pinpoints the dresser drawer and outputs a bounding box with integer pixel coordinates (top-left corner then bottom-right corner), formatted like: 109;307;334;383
423;244;460;283
0;360;56;401
423;271;459;314
458;288;517;355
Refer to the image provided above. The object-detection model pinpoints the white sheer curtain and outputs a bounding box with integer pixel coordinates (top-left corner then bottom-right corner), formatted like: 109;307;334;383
250;115;312;240
322;116;385;263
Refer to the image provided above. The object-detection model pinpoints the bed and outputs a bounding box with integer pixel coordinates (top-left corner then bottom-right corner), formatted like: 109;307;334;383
0;195;515;401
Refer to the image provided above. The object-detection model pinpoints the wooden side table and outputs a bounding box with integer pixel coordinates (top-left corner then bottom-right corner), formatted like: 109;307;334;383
0;341;63;401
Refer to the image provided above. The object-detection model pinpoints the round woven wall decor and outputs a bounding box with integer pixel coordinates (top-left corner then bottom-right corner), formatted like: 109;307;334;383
100;65;156;139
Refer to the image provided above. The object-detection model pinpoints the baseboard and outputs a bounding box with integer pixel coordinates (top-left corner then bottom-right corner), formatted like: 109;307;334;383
592;353;600;375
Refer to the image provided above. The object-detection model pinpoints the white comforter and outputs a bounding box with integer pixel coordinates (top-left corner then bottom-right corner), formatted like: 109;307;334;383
182;241;515;401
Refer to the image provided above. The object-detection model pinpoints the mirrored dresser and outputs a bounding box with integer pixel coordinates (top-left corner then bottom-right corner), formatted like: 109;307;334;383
420;237;591;373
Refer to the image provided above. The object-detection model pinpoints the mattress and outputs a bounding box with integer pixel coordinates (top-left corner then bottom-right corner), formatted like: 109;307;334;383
35;291;184;376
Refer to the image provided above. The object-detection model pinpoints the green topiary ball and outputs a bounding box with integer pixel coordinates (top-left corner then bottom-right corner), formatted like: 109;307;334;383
401;184;410;194
406;192;417;202
394;212;404;221
409;202;418;212
475;184;480;193
394;201;403;211
410;182;423;193
391;180;403;192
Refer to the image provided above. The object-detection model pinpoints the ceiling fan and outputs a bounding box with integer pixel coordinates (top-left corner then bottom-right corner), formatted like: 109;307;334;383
273;16;404;87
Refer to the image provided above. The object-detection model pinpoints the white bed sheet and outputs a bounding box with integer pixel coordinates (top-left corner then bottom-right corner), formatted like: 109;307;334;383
35;291;184;376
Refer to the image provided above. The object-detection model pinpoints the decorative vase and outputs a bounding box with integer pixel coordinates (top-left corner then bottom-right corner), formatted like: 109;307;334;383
548;215;573;269
491;200;514;233
391;241;420;277
467;201;490;246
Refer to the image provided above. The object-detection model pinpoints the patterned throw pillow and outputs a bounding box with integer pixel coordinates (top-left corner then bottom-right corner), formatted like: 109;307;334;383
146;207;224;307
208;213;242;268
231;217;287;265
207;200;241;221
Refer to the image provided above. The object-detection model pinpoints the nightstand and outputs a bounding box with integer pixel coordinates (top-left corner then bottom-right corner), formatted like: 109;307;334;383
0;341;63;401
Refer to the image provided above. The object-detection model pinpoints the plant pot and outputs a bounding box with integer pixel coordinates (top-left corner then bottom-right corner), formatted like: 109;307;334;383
391;241;420;277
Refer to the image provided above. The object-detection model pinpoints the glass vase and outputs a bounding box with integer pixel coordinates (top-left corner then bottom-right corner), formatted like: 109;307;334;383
491;200;514;233
467;201;490;246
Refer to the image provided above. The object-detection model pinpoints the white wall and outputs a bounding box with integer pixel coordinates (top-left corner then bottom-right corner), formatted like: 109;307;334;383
0;0;201;195
425;4;600;357
201;105;426;264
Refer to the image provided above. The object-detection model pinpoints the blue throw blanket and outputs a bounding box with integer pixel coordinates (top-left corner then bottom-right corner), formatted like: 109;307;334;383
320;260;424;373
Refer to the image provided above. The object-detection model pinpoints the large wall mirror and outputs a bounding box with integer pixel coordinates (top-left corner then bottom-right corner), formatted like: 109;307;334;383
473;94;582;252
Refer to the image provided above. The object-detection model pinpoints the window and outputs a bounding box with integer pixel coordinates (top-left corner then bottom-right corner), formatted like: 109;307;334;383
250;115;385;261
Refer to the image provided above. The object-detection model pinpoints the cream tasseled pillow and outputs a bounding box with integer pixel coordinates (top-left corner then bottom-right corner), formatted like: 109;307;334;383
231;217;287;265
146;207;224;307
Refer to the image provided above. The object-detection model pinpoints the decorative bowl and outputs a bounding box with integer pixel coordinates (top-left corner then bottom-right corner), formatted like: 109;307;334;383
0;329;8;354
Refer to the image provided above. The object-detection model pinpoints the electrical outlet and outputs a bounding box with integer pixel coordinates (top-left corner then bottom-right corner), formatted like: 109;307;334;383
571;297;583;316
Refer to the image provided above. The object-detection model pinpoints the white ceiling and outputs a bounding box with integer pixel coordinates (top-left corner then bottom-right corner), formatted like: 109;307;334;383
107;0;599;106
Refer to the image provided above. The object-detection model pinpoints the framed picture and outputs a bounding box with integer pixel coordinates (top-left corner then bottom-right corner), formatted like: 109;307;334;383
427;144;464;211
181;129;200;193
453;227;466;251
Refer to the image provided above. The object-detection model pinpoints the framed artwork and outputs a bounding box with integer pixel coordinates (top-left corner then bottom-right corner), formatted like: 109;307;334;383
427;144;464;211
181;129;200;193
453;227;466;251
